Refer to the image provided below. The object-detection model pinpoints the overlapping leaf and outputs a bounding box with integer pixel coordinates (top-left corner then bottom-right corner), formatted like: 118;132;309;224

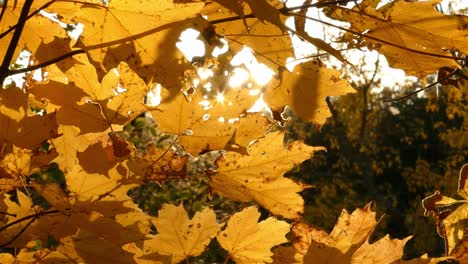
217;206;290;264
151;85;268;155
264;60;355;125
329;0;468;77
209;131;324;219
0;87;57;148
45;0;204;89
289;203;411;264
143;204;222;263
422;163;468;257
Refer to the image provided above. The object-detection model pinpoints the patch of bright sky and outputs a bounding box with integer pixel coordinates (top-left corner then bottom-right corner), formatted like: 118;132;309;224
285;0;421;93
40;11;83;40
285;0;467;93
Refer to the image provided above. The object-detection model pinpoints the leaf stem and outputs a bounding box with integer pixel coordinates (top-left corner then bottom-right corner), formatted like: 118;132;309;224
0;0;34;85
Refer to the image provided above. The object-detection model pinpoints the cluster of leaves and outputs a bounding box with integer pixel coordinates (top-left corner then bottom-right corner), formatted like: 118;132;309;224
0;0;467;263
285;73;467;257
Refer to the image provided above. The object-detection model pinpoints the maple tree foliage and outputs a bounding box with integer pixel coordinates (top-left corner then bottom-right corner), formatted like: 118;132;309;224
0;0;467;263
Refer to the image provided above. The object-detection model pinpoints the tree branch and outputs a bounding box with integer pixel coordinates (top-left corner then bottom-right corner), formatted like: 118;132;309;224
0;0;34;85
289;12;468;62
7;49;85;75
382;68;459;102
0;0;57;40
0;0;8;24
0;209;59;234
0;215;37;248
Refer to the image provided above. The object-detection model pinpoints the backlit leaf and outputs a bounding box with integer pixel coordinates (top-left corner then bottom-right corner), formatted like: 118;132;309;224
143;204;222;263
217;206;290;264
264;60;355;125
209;131;324;218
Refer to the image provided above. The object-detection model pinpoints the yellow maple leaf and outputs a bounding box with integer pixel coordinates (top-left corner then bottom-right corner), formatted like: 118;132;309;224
422;164;468;256
217;206;290;264
291;203;412;264
151;85;265;155
210;130;324;219
264;61;355;125
46;0;204;89
329;0;468;77
0;87;57;148
0;1;66;64
143;204;222;263
202;2;293;69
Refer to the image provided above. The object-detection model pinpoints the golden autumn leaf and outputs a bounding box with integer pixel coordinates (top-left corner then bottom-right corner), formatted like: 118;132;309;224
422;164;468;256
0;190;37;247
272;246;302;264
329;0;468;77
150;84;266;155
0;87;57;148
442;203;468;256
0;1;67;63
45;0;204;88
143;204;222;263
289;203;412;264
202;2;293;69
217;206;290;264
264;60;355;125
243;0;285;30
210;131;324;219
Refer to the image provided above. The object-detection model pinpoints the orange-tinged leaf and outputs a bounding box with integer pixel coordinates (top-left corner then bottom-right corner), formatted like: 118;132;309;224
212;0;245;18
143;204;222;263
217;206;290;264
264;61;355;125
0;253;14;264
244;0;285;30
210;131;324;219
0;2;66;63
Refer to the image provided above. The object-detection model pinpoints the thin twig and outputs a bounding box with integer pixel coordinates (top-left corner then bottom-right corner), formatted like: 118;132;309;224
0;0;56;40
279;0;355;13
0;211;17;217
148;135;180;168
7;49;85;75
0;210;59;233
288;12;468;62
382;69;459;102
0;0;34;85
222;35;283;68
0;215;38;248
